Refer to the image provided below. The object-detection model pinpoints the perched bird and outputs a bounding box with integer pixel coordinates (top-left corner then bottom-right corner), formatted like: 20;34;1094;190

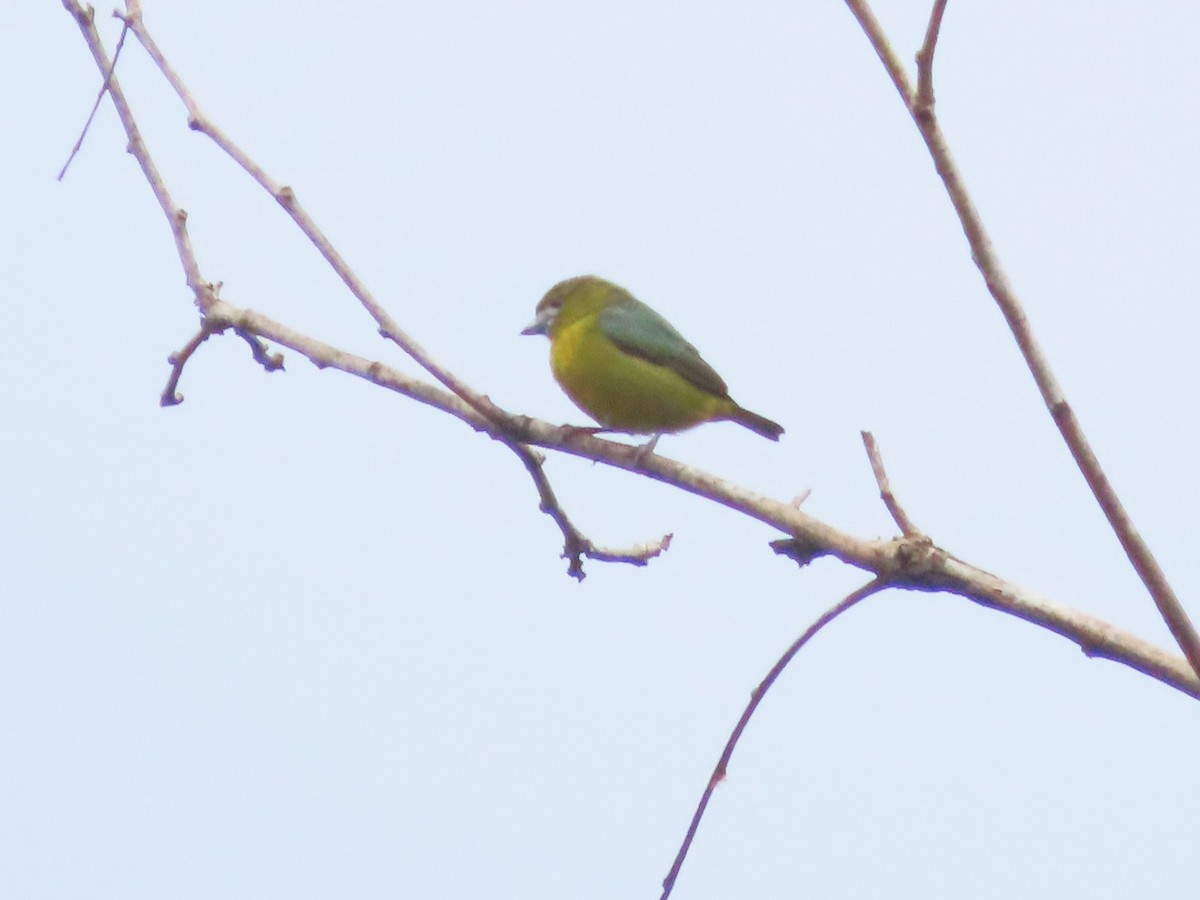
522;275;784;446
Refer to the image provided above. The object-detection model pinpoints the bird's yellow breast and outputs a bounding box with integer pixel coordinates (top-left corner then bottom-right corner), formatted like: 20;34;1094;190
549;313;731;434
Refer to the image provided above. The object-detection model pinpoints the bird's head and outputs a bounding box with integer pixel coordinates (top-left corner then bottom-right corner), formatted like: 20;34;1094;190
521;275;617;338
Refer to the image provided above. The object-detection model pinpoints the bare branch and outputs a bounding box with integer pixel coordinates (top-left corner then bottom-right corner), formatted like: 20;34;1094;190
202;297;1200;702
64;1;636;581
111;0;668;579
660;579;887;899
861;431;920;537
161;320;284;408
115;2;505;427
843;0;916;104
844;0;1200;678
161;323;216;407
914;0;950;111
60;0;1200;700
62;0;212;311
515;444;672;580
234;328;285;374
57;13;128;180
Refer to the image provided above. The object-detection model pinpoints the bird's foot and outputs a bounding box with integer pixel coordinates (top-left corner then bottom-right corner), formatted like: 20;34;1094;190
632;433;661;465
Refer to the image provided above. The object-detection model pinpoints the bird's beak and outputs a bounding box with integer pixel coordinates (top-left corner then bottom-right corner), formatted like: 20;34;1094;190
520;308;552;337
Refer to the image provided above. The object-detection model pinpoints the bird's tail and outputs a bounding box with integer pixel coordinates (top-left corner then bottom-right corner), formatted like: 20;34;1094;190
730;405;784;441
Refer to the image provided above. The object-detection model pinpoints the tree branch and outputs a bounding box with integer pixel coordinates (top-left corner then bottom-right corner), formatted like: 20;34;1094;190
843;0;1200;678
861;431;920;537
660;579;886;899
206;296;1200;701
61;0;213;312
57;10;128;181
115;1;505;427
160;322;216;407
914;0;949;110
161;298;284;407
60;0;1200;699
62;0;639;581
515;443;672;580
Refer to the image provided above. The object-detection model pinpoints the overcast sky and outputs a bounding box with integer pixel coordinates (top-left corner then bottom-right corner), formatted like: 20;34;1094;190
5;2;1200;898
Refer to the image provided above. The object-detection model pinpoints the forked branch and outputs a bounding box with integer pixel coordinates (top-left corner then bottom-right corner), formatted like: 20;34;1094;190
843;0;1200;678
59;0;1200;697
61;0;659;581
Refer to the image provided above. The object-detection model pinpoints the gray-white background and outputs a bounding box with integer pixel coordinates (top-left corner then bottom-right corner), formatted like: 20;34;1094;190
4;2;1199;897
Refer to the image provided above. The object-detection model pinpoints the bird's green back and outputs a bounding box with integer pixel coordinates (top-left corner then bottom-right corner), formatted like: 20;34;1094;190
597;292;730;400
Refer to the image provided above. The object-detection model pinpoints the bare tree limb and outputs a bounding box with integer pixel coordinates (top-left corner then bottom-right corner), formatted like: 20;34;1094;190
843;0;915;105
515;444;673;580
161;295;284;407
57;11;128;181
914;0;949;110
204;295;1200;701
861;431;920;537
62;0;644;581
660;579;887;900
59;0;1200;698
843;0;1200;678
161;322;216;407
234;327;286;375
61;1;213;312
115;1;507;428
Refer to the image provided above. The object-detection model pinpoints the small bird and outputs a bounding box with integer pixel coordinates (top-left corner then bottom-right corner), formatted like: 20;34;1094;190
522;275;784;448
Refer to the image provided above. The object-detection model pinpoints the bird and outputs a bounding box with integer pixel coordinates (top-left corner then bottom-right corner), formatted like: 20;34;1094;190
521;275;783;451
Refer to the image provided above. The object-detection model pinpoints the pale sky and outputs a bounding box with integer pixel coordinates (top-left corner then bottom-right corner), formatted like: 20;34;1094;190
4;2;1200;897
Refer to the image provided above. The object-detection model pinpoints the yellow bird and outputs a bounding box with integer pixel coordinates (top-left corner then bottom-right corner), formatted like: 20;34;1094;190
522;275;784;444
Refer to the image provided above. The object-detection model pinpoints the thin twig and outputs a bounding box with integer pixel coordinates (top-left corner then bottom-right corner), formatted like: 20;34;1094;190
843;0;915;103
161;322;284;407
62;0;211;309
161;323;217;406
57;14;129;180
660;579;887;899
844;0;1200;678
914;0;949;111
861;431;920;536
514;443;672;580
234;328;285;373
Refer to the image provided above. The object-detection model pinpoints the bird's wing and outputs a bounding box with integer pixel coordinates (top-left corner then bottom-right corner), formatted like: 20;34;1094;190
598;298;730;398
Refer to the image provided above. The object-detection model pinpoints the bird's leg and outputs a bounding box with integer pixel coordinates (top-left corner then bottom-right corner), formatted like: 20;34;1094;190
633;433;661;465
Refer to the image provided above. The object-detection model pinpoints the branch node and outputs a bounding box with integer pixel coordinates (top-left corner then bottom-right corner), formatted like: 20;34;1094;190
890;534;944;586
